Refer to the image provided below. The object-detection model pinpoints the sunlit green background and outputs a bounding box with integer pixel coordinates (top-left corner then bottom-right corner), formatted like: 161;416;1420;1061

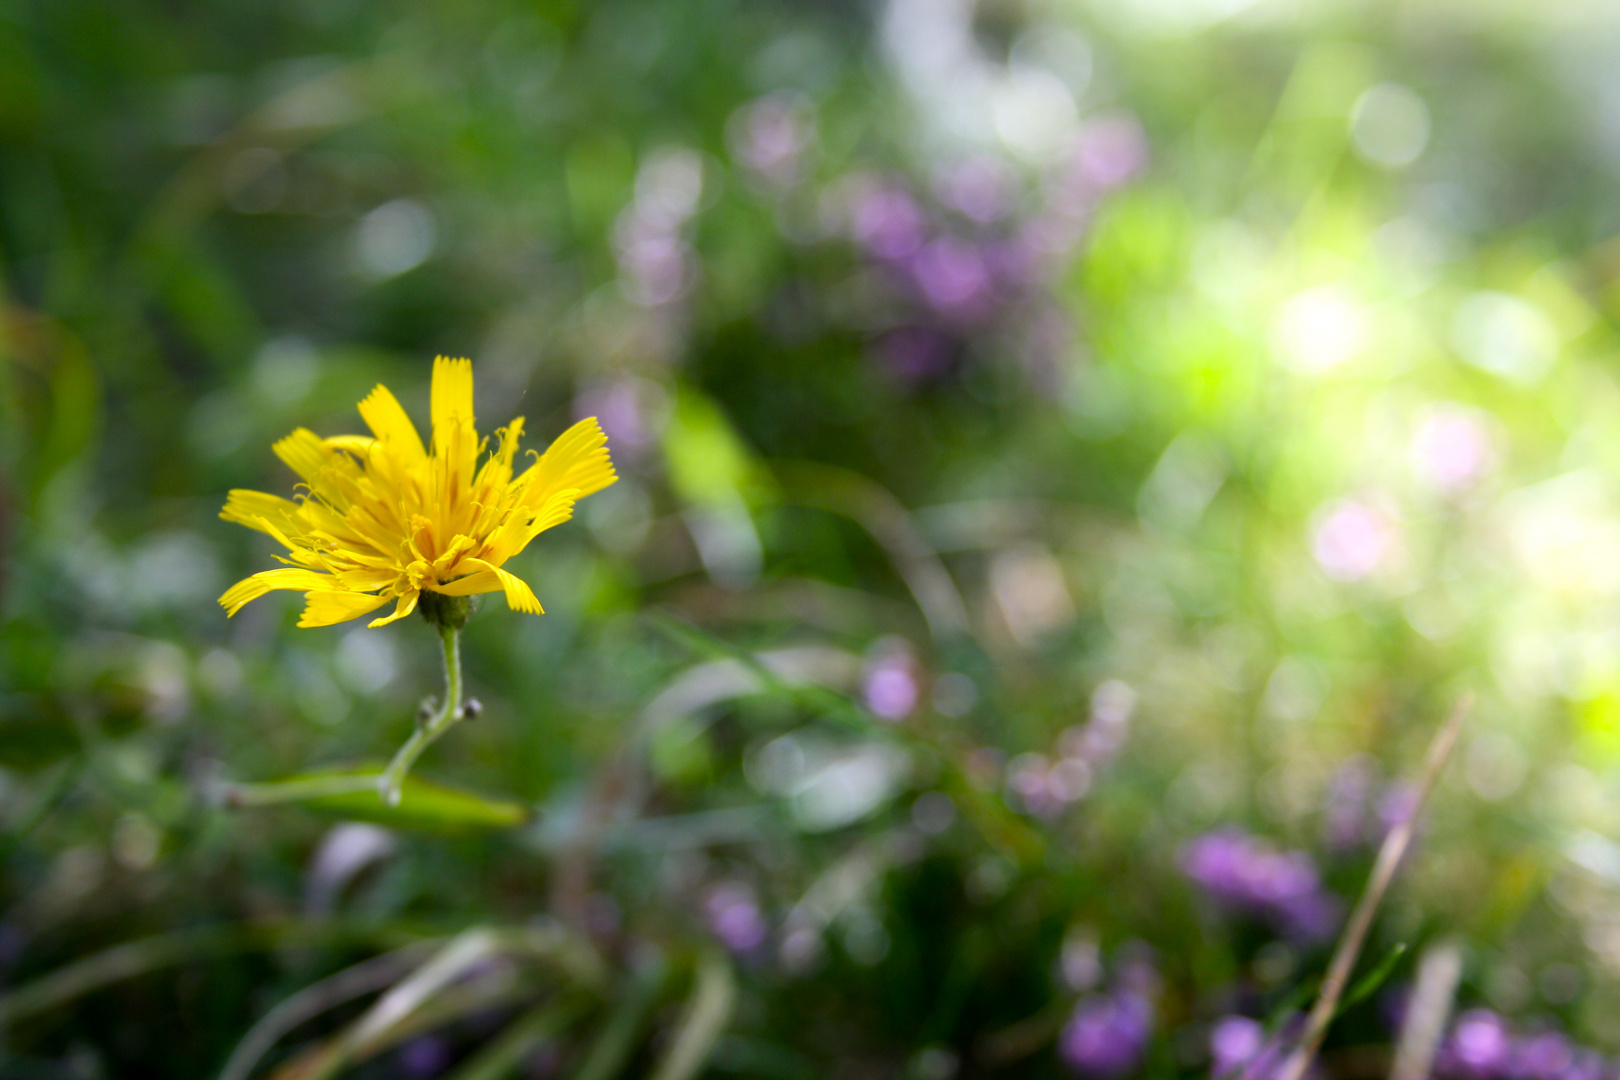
7;0;1620;1076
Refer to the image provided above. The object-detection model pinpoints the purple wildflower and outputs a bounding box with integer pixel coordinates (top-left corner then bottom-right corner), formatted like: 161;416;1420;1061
909;237;994;322
398;1035;452;1078
730;94;815;188
705;882;769;955
1211;1016;1265;1078
1073;116;1149;191
1563;1051;1607;1080
933;155;1017;224
852;184;927;260
1322;758;1377;850
1435;1013;1612;1080
1378;782;1421;837
1507;1033;1575;1080
864;660;918;720
862;637;921;720
1060;990;1154;1078
875;326;957;384
1210;1013;1314;1080
574;377;666;457
1180;831;1341;943
614;217;690;305
1437;1010;1513;1080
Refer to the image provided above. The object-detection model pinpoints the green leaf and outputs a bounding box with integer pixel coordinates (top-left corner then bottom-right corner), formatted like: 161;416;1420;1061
233;768;528;832
1337;941;1409;1018
650;951;736;1080
662;388;757;508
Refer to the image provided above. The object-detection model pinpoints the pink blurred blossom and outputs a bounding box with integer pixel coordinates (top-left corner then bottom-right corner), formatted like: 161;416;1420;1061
1412;405;1495;491
1074;116;1148;191
875;326;957;384
730;94;815;188
934;155;1018;223
1312;499;1396;581
574;377;667;455
851;184;927;260
910;237;993;320
706;882;769;954
863;643;920;720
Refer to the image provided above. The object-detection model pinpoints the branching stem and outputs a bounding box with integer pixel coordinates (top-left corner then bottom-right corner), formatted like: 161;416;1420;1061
378;624;463;807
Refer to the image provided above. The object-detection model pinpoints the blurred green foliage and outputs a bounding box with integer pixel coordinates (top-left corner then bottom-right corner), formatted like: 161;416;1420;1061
9;0;1620;1077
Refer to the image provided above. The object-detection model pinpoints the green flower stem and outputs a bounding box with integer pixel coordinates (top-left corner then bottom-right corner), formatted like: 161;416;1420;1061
378;624;463;807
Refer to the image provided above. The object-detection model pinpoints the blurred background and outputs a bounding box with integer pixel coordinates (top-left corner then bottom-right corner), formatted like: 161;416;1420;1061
7;0;1620;1076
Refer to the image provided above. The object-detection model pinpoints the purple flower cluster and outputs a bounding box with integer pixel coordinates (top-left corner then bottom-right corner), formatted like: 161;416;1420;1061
1210;1016;1267;1078
573;375;668;463
1436;1010;1608;1080
1062;992;1154;1078
1060;951;1159;1079
862;637;921;721
1208;1013;1316;1080
705;881;770;957
729;93;816;189
1180;831;1342;943
718;92;1149;391
1007;680;1136;819
841;131;1142;386
397;1034;452;1078
613;147;705;307
1321;758;1423;852
841;173;1032;337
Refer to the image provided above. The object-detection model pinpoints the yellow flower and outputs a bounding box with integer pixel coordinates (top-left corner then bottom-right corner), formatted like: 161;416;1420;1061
218;356;615;629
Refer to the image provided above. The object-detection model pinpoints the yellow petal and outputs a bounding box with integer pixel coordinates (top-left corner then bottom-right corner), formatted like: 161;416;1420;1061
526;487;582;539
482;488;581;565
357;384;427;463
461;558;543;614
516;416;616;512
325;434;377;456
272;428;331;485
367;590;420;628
297;590;391;628
431;356;475;438
431;571;504;597
475;417;526;486
220;489;304;537
432;534;478;578
336;566;405;591
219;568;336;616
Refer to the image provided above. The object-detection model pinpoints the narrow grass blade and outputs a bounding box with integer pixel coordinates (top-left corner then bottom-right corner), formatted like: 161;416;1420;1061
649;952;736;1080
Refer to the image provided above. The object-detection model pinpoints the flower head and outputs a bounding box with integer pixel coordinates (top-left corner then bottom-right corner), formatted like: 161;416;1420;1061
1180;830;1342;942
219;357;615;628
1059;989;1154;1078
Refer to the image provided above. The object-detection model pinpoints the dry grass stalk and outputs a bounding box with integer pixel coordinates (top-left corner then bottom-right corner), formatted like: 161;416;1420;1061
1273;693;1473;1080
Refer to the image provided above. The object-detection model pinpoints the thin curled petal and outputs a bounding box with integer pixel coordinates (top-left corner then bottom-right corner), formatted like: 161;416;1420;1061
367;590;420;628
220;490;305;537
461;558;543;614
325;434;377;456
219;568;336;616
517;417;616;510
526;488;582;540
431;571;504;597
298;590;391;628
272;429;331;485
